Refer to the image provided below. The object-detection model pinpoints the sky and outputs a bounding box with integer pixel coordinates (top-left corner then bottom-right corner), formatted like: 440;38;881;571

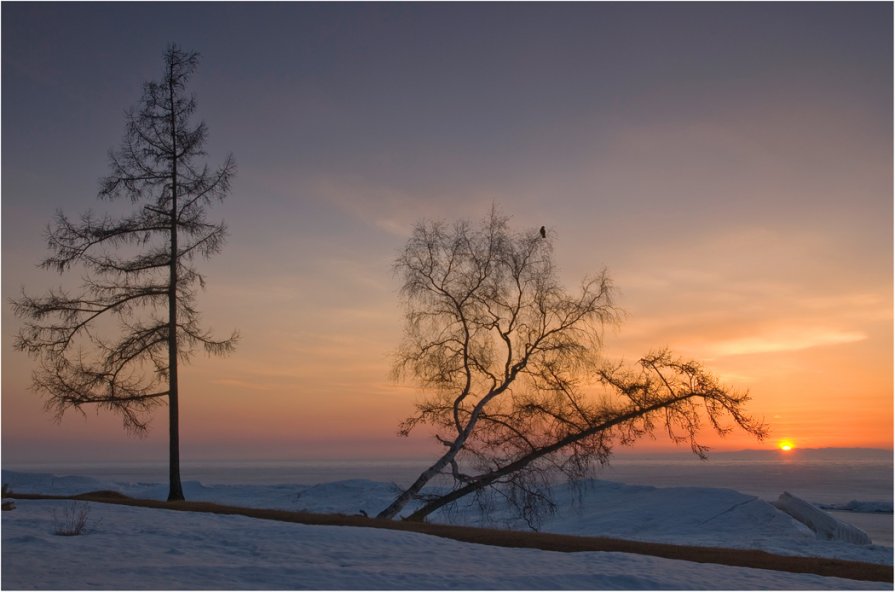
2;2;892;465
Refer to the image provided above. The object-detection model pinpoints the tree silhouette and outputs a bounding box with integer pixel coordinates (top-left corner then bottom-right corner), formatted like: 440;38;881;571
378;208;765;523
12;45;237;501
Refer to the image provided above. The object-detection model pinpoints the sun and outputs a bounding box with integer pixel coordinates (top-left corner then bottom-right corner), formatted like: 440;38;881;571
778;439;795;452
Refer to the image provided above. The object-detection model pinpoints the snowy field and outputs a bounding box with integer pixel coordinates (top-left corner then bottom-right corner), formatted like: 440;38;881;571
2;498;888;590
2;469;892;589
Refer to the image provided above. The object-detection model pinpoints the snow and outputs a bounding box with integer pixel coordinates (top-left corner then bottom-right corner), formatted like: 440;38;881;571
4;499;889;590
2;470;892;589
774;491;872;545
819;500;894;513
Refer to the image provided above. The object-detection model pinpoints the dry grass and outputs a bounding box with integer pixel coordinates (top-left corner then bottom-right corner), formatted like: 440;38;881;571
10;490;892;583
51;501;92;536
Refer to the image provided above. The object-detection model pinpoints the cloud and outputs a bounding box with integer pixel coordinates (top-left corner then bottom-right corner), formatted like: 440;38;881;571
306;173;548;238
707;328;867;357
209;378;279;392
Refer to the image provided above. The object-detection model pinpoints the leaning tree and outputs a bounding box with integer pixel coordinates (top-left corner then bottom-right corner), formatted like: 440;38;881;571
12;45;237;501
377;209;766;523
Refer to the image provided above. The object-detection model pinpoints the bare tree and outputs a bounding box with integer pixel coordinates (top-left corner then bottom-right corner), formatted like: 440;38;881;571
378;209;765;522
12;45;237;501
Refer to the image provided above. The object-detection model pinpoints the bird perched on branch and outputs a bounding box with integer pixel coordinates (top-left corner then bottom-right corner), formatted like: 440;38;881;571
539;226;546;238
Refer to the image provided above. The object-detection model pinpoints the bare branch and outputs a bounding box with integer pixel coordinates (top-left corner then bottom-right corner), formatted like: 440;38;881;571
379;209;764;523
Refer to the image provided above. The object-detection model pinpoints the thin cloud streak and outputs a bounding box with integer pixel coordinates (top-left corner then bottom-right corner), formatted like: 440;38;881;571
706;329;868;358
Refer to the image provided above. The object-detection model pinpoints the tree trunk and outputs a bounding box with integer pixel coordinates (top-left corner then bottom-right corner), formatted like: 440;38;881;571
166;207;182;500
376;454;452;519
402;394;696;522
379;374;521;519
166;66;184;503
377;392;497;518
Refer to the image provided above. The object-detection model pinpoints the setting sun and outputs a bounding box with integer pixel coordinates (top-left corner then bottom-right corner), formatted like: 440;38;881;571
778;439;796;452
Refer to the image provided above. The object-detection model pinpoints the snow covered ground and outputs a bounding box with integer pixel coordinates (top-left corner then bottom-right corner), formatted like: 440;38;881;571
2;470;892;589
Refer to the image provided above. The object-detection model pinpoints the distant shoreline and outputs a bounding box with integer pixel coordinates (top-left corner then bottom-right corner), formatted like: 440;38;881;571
5;446;892;467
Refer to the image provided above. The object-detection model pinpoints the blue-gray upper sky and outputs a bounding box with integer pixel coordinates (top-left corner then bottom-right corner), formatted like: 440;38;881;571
3;2;892;462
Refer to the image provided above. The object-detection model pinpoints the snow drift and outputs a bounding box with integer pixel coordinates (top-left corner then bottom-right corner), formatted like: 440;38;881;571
774;491;872;545
818;500;894;514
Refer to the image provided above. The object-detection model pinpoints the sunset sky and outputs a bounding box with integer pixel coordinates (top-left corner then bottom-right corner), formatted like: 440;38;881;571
2;3;892;465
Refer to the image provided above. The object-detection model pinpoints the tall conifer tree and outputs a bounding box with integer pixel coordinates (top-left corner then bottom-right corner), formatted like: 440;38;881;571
13;46;237;501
